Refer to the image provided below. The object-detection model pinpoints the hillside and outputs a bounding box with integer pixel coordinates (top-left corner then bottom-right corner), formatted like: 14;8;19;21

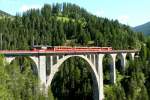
133;22;150;35
0;3;143;50
0;10;13;19
0;10;11;16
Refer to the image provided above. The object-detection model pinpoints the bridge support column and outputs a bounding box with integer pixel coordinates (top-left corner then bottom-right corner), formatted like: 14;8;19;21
121;53;127;71
110;54;117;84
96;54;105;100
45;56;53;81
50;56;53;68
39;56;46;86
131;53;135;60
56;55;59;63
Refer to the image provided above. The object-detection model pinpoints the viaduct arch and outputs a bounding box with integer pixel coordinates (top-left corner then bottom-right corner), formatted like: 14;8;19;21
5;56;39;75
46;55;100;100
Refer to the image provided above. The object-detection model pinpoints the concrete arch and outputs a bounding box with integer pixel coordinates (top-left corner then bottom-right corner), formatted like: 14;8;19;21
46;55;99;87
125;52;135;70
130;53;135;60
5;56;38;75
102;53;117;84
126;53;133;60
5;57;16;64
29;56;39;74
115;53;127;72
102;54;113;84
46;55;99;100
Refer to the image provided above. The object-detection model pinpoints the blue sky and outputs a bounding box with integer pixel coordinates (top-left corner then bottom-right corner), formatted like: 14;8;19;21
0;0;150;27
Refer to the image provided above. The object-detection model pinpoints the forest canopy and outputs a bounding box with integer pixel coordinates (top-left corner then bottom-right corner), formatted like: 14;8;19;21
0;3;144;50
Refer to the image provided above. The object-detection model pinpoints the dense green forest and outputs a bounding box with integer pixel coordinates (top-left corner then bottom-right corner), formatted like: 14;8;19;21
0;3;144;49
0;3;150;100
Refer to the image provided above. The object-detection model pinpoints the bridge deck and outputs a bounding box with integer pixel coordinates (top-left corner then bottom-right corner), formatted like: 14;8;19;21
0;49;138;56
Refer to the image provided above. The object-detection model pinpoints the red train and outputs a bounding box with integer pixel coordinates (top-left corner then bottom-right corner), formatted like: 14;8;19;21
32;46;112;52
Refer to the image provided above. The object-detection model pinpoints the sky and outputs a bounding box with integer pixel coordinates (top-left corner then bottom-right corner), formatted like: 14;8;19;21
0;0;150;27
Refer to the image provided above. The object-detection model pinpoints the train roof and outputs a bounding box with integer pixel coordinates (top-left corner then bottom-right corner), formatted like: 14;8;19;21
32;45;112;48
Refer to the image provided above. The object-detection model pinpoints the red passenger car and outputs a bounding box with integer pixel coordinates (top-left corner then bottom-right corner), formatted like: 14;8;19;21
32;45;113;52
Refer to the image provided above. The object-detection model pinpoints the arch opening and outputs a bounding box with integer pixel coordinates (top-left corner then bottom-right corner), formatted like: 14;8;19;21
115;53;125;74
46;56;51;76
10;56;38;76
134;52;139;60
102;54;113;84
125;53;133;69
126;53;132;60
49;56;99;100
